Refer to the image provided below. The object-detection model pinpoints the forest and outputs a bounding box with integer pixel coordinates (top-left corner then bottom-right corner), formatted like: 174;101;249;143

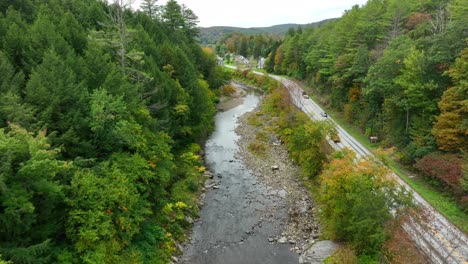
1;0;467;262
0;0;229;263
218;0;467;211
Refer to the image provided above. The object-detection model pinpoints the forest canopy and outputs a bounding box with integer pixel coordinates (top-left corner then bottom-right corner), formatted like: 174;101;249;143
0;0;229;263
218;0;467;205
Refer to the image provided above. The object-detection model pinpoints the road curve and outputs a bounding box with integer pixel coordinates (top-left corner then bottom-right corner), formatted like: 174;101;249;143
226;65;468;263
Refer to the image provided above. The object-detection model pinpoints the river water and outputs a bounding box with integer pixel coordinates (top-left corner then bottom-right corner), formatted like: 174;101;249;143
181;89;299;264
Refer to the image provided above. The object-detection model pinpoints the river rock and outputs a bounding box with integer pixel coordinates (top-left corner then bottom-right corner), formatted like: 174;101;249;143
277;189;287;198
299;240;339;264
278;237;288;244
203;170;213;178
185;216;194;224
176;243;184;252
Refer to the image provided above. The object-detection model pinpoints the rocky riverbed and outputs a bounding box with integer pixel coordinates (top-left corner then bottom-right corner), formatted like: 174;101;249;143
235;106;325;257
179;83;337;264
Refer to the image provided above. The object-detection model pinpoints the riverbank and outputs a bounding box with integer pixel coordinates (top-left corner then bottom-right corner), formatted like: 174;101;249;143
216;82;248;111
180;85;299;264
235;107;320;252
222;81;323;250
179;83;339;264
235;100;342;263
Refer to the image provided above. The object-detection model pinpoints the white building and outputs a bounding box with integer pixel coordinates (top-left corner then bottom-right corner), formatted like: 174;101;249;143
257;57;265;69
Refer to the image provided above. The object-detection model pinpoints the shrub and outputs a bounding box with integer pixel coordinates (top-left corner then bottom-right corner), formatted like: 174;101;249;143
319;150;412;256
221;84;236;95
414;152;464;194
255;131;268;141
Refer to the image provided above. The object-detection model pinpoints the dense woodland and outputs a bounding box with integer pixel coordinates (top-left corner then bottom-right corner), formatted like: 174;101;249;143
198;19;335;46
220;0;467;208
1;0;466;262
0;0;229;263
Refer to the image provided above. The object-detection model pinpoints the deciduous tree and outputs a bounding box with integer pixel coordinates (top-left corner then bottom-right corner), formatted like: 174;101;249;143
432;48;468;152
319;150;411;256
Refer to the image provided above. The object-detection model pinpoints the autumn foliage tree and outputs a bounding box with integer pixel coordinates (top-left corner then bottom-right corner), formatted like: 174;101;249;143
256;0;465;162
319;150;411;257
432;48;468;153
414;153;464;194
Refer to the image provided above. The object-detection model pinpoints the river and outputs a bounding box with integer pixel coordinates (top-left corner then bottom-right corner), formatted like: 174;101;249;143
181;87;299;263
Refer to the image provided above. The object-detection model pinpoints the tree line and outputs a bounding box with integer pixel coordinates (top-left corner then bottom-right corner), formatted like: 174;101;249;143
221;0;467;209
0;0;229;263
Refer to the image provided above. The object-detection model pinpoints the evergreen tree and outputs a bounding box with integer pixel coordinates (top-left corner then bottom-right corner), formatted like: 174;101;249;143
181;4;199;41
140;0;159;19
0;0;224;262
0;125;68;263
161;0;183;31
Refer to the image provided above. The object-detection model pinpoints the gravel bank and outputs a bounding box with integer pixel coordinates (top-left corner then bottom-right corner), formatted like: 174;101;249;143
235;104;322;256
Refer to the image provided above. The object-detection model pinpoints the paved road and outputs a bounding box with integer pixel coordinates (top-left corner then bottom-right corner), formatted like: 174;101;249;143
281;77;468;264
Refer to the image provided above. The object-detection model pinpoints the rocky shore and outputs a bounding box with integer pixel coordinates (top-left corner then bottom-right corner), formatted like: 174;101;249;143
234;104;338;263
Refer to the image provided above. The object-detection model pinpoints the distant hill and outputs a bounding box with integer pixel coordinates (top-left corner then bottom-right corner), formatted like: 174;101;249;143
199;18;335;45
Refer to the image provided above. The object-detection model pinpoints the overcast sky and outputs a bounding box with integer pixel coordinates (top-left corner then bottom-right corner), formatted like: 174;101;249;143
132;0;369;28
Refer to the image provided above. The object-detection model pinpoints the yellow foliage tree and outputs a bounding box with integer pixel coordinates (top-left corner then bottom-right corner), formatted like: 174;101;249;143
432;48;468;152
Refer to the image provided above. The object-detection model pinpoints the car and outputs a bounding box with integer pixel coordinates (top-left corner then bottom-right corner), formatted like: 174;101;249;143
303;94;309;99
321;112;328;117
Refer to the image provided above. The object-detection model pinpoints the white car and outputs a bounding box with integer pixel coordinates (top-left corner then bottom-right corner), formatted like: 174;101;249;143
321;112;328;117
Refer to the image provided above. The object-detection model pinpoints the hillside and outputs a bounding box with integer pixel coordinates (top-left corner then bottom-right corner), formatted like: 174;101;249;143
199;18;335;44
0;0;229;263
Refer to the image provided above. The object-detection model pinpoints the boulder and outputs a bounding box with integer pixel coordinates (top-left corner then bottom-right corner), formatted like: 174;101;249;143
299;240;339;264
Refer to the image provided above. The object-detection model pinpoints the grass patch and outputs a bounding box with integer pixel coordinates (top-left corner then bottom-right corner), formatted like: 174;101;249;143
248;140;267;157
255;131;268;141
247;115;262;126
